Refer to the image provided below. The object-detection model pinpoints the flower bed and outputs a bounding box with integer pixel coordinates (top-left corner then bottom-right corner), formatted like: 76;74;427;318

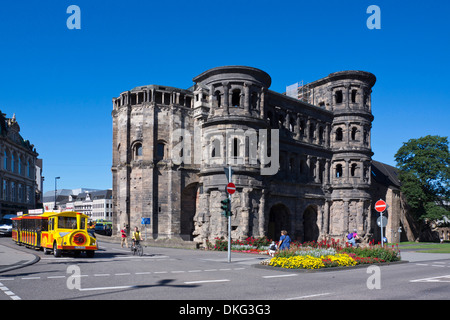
206;237;401;270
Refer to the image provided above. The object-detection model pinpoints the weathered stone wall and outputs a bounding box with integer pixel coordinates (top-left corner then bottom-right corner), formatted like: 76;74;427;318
111;66;398;244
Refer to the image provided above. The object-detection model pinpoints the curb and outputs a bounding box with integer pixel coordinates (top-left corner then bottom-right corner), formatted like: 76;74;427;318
252;260;409;273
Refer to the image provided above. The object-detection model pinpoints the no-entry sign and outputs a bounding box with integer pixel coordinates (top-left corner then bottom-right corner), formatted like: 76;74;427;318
226;182;236;195
375;199;387;213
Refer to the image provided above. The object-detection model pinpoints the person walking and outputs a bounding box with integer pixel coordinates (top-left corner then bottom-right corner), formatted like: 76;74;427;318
278;230;291;250
120;225;128;248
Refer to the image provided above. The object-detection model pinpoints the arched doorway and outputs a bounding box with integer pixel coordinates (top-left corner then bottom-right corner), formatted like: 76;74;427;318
180;183;198;241
303;205;319;242
268;203;290;241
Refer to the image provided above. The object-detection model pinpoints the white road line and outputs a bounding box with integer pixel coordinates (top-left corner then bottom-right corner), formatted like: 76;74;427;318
262;274;298;279
79;285;137;291
115;273;131;276
21;277;40;280
0;282;21;300
135;272;151;275
286;293;331;300
184;279;230;284
188;270;202;273
47;276;66;279
94;274;110;277
410;275;450;283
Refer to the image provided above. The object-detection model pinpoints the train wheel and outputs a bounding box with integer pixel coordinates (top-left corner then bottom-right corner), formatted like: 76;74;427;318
53;242;62;257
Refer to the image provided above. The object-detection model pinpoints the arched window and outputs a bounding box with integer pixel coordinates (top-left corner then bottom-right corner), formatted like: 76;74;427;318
134;143;143;159
157;142;165;160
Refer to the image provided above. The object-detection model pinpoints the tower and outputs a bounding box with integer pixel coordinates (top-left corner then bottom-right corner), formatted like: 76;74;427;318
305;71;376;237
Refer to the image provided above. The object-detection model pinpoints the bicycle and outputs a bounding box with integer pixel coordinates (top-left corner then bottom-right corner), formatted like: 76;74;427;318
131;241;143;256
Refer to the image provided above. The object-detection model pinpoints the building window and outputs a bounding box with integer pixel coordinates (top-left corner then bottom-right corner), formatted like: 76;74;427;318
4;151;8;171
215;91;221;108
335;90;343;104
335;128;343;141
351;127;358;141
351;163;357;177
336;164;343;178
351;89;357;103
233;138;239;157
232;89;241;107
157;142;165;160
134;143;143;158
211;139;221;158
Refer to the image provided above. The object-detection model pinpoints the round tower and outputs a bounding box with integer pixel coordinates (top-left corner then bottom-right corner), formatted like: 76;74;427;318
326;71;376;238
192;66;273;240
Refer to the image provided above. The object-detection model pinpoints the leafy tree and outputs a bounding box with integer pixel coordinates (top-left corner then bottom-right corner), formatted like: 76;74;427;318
394;135;450;221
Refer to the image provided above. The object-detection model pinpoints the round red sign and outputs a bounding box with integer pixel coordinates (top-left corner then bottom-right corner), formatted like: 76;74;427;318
375;199;387;213
226;183;236;195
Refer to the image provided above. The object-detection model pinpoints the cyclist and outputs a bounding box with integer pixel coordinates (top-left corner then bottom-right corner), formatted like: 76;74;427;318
132;226;142;251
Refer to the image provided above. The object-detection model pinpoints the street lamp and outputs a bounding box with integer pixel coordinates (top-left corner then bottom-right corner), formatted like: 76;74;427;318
54;177;60;211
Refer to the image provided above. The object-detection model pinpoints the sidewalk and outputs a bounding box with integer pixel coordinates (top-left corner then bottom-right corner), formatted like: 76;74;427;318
0;242;40;274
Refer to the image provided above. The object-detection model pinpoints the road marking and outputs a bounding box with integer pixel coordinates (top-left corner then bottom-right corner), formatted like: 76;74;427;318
410;275;450;283
47;276;66;279
286;293;331;300
431;265;445;267
184;279;230;284
135;272;151;275
188;270;202;273
79;285;137;291
21;277;41;280
115;273;131;276
94;274;110;277
262;274;298;279
0;282;21;300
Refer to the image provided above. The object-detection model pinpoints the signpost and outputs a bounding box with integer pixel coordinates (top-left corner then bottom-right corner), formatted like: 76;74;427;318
141;217;151;241
225;167;233;263
374;199;387;246
226;183;236;195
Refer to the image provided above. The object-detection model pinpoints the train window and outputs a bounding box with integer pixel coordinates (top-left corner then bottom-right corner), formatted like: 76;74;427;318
58;217;77;229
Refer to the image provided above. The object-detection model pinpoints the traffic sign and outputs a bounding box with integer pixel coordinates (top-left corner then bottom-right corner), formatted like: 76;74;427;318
377;215;388;228
375;199;387;213
226;183;236;195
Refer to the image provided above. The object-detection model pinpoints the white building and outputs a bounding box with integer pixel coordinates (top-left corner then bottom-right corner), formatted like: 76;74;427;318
43;188;112;222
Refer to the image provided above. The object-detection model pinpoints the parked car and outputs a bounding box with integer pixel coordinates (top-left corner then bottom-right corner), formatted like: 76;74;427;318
94;223;112;236
0;215;15;236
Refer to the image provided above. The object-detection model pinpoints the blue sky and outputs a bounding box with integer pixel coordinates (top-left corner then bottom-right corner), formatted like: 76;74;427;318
0;0;448;193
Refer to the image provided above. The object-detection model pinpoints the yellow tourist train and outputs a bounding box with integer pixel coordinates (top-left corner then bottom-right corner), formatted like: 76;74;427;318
12;211;97;257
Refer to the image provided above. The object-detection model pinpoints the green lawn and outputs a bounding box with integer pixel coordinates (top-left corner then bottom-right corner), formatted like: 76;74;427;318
397;242;450;253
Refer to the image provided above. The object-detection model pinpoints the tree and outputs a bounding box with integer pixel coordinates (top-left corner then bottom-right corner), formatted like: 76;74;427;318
394;135;450;221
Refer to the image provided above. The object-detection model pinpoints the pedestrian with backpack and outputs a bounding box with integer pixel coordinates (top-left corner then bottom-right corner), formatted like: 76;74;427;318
347;230;359;247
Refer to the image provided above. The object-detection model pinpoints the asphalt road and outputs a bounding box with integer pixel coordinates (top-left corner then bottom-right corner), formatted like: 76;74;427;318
1;238;449;304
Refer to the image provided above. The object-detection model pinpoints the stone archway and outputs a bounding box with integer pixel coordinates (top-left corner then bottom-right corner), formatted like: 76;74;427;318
303;205;319;242
180;183;198;241
268;203;290;241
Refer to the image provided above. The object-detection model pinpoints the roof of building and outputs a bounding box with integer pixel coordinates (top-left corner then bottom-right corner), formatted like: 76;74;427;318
371;160;401;188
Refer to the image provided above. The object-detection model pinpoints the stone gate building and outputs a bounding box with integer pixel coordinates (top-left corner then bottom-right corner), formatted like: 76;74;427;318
111;66;415;244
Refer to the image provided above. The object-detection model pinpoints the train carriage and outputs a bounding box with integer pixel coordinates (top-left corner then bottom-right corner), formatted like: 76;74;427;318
12;211;97;258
